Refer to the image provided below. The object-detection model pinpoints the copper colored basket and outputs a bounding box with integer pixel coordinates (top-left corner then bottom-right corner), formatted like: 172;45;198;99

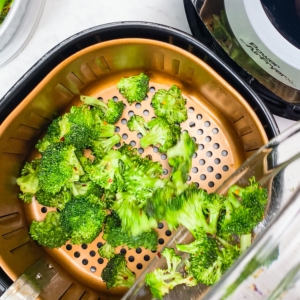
0;37;269;299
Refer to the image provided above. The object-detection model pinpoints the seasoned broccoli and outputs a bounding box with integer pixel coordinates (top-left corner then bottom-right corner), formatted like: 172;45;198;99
145;247;197;299
127;114;149;136
177;229;240;286
72;180;104;198
93;114;116;138
90;134;121;158
102;212;159;251
113;191;158;236
29;211;70;248
140;117;181;153
60;196;107;245
98;242;116;260
35;187;72;210
16;159;40;203
164;184;224;235
80;95;125;124
117;73;149;104
37;143;85;195
218;176;268;252
151;85;188;124
86;149;131;192
101;253;135;289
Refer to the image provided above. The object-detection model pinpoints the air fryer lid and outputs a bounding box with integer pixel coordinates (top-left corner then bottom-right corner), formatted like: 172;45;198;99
0;22;279;299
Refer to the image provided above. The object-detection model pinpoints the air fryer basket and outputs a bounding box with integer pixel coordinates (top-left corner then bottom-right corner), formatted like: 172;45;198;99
0;22;279;299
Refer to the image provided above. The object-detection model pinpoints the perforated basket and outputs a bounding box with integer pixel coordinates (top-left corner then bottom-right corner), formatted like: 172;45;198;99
0;22;278;299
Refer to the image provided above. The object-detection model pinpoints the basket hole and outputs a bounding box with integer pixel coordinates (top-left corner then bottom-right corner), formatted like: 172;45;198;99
221;150;228;156
113;96;119;102
192;167;198;173
89;250;96;257
74;252;80;258
223;165;229;172
212;128;219;134
204;121;211;127
197;129;203;135
121;118;127;125
152;146;159;153
90;266;96;273
144;255;150;261
135;103;141;109
66;244;72;251
128;110;134;117
158;222;164;229
208;181;215;188
149;86;156;93
163;169;168;175
200;174;206;180
158;238;165;245
161;154;167;160
122;133;128;140
213;143;220;149
207;166;214;172
82;259;88;265
115;126;120;132
143;110;149;116
215;173;222;180
98;258;104;264
97;242;103;248
165;230;172;236
188;107;194;113
136;263;143;270
136;248;142;254
199;159;205;165
187;175;191;181
130;140;136;146
198;144;204;150
120;248;127;255
206;151;213;157
189;122;196;128
97;97;103;101
193;152;197;158
205;136;211;142
137;133;143;139
115;142;121;148
41;207;47;213
81;244;88;249
138;148;144;154
214;158;221;164
128;256;135;262
196;114;202;120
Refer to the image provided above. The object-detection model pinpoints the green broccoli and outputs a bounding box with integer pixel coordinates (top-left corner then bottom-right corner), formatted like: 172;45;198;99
151;85;188;124
117;73;149;104
86;149;131;192
113;191;158;236
16;159;40;203
140;117;181;153
60;196;107;245
98;242;116;259
90;134;121;158
80;95;125;124
101;253;135;289
127;114;149;136
29;211;70;248
218;176;268;252
102;212;159;251
177;229;240;286
93;114;116;138
35;187;72;210
37;143;85;195
72;180;104;198
145;247;197;299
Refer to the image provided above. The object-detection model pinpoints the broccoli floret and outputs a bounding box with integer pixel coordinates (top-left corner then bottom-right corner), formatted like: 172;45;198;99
35;188;72;210
93;114;116;138
80;95;125;124
87;150;131;192
218;177;268;252
164;185;224;235
127;114;149;136
16;159;40;203
101;253;135;289
145;247;197;299
90;134;121;158
102;212;159;251
113;191;158;236
60;196;107;244
37;143;85;194
29;211;70;248
117;73;149;104
72;181;104;198
98;242;116;259
140;117;181;153
151;85;188;124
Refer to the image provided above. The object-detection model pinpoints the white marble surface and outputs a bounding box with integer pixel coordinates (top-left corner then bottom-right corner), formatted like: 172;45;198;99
0;0;297;132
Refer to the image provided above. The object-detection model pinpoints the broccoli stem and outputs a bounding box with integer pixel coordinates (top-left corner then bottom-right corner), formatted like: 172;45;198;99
240;233;252;253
